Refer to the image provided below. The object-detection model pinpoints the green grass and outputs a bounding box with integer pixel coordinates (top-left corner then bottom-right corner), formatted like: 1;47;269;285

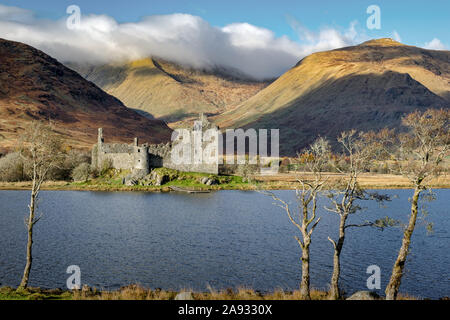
69;168;252;191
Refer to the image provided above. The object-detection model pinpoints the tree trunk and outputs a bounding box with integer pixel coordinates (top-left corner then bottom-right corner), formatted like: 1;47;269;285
19;190;36;289
300;240;311;300
329;248;341;299
385;187;421;300
329;215;346;300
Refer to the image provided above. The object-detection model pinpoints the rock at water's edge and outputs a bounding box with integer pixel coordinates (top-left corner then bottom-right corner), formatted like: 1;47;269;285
347;291;382;300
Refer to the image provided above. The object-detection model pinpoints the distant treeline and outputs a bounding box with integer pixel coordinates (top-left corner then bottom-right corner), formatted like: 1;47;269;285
0;149;91;182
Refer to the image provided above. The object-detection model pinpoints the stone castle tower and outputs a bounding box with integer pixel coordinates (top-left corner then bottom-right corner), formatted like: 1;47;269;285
92;128;150;175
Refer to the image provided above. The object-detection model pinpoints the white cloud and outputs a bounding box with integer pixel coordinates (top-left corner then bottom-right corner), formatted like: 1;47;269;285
391;30;402;43
0;5;370;79
423;38;447;50
287;17;370;56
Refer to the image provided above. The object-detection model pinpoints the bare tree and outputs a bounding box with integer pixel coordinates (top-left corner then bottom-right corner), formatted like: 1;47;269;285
262;137;331;299
325;130;390;300
18;121;64;289
382;109;449;300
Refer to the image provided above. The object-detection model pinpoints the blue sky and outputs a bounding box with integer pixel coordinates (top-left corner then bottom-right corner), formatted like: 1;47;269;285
2;0;449;46
0;1;448;79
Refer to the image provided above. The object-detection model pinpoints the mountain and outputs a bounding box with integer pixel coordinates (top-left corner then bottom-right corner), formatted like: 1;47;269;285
215;39;450;155
0;39;172;151
69;58;269;125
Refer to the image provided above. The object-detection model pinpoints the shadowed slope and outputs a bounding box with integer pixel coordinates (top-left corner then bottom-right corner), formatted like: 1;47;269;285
0;39;172;151
215;39;450;155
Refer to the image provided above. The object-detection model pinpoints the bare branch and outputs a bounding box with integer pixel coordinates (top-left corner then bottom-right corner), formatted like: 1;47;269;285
328;237;336;249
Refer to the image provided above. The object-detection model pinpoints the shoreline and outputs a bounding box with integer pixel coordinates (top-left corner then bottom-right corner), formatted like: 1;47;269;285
1;185;449;192
1;184;450;192
0;173;449;192
0;285;426;300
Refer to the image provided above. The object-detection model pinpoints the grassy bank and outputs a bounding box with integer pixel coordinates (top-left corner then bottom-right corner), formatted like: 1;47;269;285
0;285;423;300
0;287;71;300
0;171;449;192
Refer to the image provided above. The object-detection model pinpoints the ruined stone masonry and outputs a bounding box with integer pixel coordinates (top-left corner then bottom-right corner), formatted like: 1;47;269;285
91;114;220;175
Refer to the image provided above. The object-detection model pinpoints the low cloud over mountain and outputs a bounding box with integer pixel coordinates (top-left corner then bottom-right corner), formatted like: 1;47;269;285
4;4;445;80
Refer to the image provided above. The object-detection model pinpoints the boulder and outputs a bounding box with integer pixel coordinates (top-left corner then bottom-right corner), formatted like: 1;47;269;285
125;179;138;186
346;291;382;300
124;169;147;186
200;177;218;185
154;173;168;186
174;291;194;300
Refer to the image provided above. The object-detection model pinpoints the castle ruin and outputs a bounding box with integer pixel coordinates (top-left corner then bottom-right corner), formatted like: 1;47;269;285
91;114;220;175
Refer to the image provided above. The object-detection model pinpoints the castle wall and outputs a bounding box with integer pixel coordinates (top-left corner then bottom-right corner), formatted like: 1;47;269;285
162;158;219;174
91;144;99;169
94;145;149;174
101;152;135;170
92;115;220;176
94;140;220;174
164;162;219;175
157;125;220;174
101;143;134;154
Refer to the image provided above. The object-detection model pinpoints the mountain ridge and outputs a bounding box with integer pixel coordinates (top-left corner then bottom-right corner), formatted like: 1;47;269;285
68;58;270;125
215;39;450;155
0;38;172;151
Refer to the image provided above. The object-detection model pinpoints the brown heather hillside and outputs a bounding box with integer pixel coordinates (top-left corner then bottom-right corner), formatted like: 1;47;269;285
0;39;172;152
215;39;450;155
69;58;269;125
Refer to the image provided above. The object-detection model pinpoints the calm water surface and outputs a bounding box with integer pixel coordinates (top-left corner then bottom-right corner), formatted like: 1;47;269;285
0;190;448;298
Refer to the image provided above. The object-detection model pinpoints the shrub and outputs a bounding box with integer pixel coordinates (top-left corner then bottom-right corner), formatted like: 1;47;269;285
369;162;390;174
236;163;259;182
71;163;91;182
0;152;25;182
100;158;113;176
47;150;91;181
0;149;91;182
